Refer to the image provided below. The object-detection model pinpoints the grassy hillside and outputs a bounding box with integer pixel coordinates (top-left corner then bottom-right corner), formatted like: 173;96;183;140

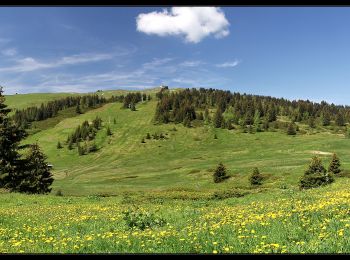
3;88;350;254
16;92;350;196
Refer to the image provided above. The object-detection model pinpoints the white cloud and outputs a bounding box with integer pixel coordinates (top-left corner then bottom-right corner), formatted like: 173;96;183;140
0;52;115;73
216;60;241;68
1;48;17;56
180;60;204;67
136;7;230;43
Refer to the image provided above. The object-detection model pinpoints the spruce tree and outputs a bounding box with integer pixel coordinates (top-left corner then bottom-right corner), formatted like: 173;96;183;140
0;87;27;189
57;141;63;149
76;104;82;114
321;112;331;126
300;156;334;189
213;109;223;128
249;167;263;185
16;144;54;194
328;153;341;175
106;126;112;136
335;112;345;126
287;123;296;135
308;116;316;128
213;163;228;183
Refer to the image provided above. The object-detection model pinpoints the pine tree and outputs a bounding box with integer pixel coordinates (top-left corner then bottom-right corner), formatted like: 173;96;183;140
16;144;54;194
287;123;296;135
321;112;331;126
106;126;112;136
0;87;27;189
68;138;73;150
75;104;82;114
335;112;345;126
213;163;228;183
300;156;334;189
249;167;263;185
213;109;223;128
328;153;341;175
57;141;63;149
308;116;316;128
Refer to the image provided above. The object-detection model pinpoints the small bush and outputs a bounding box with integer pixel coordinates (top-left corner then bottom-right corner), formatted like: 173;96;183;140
250;167;263;185
122;208;166;230
213;163;229;183
55;189;63;196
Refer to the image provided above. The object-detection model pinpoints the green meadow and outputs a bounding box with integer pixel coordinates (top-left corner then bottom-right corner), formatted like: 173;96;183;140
2;88;350;253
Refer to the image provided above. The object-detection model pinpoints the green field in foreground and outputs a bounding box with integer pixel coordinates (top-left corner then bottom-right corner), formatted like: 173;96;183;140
1;179;350;253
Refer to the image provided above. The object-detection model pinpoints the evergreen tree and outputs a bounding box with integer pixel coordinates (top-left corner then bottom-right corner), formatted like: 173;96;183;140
16;144;54;194
0;87;27;189
335;112;345;126
146;133;151;139
213;109;223;128
75;104;82;114
213;163;228;183
300;156;334;189
67;138;73;150
130;102;136;111
328;153;341;175
57;141;63;149
249;167;263;185
287;123;296;135
321;112;331;126
106;126;112;136
308;116;316;128
113;118;116;124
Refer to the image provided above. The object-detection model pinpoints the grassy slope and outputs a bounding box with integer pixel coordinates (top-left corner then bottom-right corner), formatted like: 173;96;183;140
19;93;350;196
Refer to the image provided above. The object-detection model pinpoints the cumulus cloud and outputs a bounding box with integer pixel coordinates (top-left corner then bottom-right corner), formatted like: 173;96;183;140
216;60;241;68
136;7;230;43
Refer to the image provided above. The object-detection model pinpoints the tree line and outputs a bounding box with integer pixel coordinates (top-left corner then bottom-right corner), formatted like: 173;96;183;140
12;92;151;129
154;88;350;130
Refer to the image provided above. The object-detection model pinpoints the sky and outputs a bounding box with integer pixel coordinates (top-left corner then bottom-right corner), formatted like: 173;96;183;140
1;7;350;105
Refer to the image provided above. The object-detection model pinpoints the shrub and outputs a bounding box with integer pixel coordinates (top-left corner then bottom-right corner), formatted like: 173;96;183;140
213;163;229;183
122;208;166;230
249;167;263;185
55;189;63;196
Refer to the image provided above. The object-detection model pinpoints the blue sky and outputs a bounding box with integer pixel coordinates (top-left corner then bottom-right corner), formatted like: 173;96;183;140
1;7;350;105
